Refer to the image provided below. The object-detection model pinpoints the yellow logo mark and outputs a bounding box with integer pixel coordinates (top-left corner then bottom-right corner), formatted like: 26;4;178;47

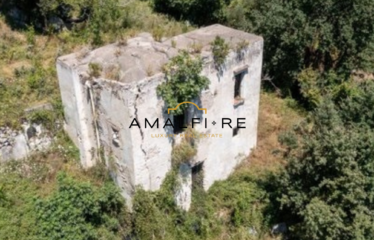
168;102;207;114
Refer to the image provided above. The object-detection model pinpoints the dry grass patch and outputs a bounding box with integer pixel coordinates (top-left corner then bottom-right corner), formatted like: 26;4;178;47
243;92;304;171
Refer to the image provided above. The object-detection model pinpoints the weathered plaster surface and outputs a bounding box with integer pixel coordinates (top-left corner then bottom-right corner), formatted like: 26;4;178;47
57;63;98;168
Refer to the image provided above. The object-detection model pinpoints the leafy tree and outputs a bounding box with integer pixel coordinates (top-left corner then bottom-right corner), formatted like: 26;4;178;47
157;51;209;115
278;81;374;239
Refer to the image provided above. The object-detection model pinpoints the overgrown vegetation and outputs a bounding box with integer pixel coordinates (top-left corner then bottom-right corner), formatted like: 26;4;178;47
88;62;102;78
131;168;273;240
0;166;130;240
0;1;278;239
157;51;209;115
3;0;374;239
171;127;199;168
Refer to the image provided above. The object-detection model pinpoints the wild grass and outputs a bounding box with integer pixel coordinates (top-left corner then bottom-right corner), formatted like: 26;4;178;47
240;92;305;172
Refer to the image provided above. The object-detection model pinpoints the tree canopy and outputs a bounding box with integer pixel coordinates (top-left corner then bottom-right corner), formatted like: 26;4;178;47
278;81;374;239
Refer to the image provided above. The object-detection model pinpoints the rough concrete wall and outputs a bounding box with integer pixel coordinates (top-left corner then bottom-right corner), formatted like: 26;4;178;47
92;78;136;207
190;38;264;190
91;75;174;206
56;62;98;168
56;62;80;146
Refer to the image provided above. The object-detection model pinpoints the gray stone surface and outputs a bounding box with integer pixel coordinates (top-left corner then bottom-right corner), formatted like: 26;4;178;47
0;122;54;162
12;134;28;160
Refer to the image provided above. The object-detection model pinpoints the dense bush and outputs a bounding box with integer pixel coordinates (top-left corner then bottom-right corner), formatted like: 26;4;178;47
277;81;374;239
35;173;130;240
0;169;130;240
131;170;271;239
0;157;271;240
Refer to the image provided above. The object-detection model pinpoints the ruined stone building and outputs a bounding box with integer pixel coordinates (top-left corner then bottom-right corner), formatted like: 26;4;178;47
56;24;263;209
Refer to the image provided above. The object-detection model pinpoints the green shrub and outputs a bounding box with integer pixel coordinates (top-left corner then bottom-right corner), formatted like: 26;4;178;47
152;26;163;42
25;63;55;98
208;174;267;229
35;172;130;240
171;127;199;168
0;174;39;240
235;39;249;53
28;110;55;131
26;26;36;47
132;189;169;240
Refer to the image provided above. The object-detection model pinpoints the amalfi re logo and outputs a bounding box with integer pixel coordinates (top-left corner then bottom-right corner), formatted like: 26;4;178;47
129;102;246;138
167;102;207;114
